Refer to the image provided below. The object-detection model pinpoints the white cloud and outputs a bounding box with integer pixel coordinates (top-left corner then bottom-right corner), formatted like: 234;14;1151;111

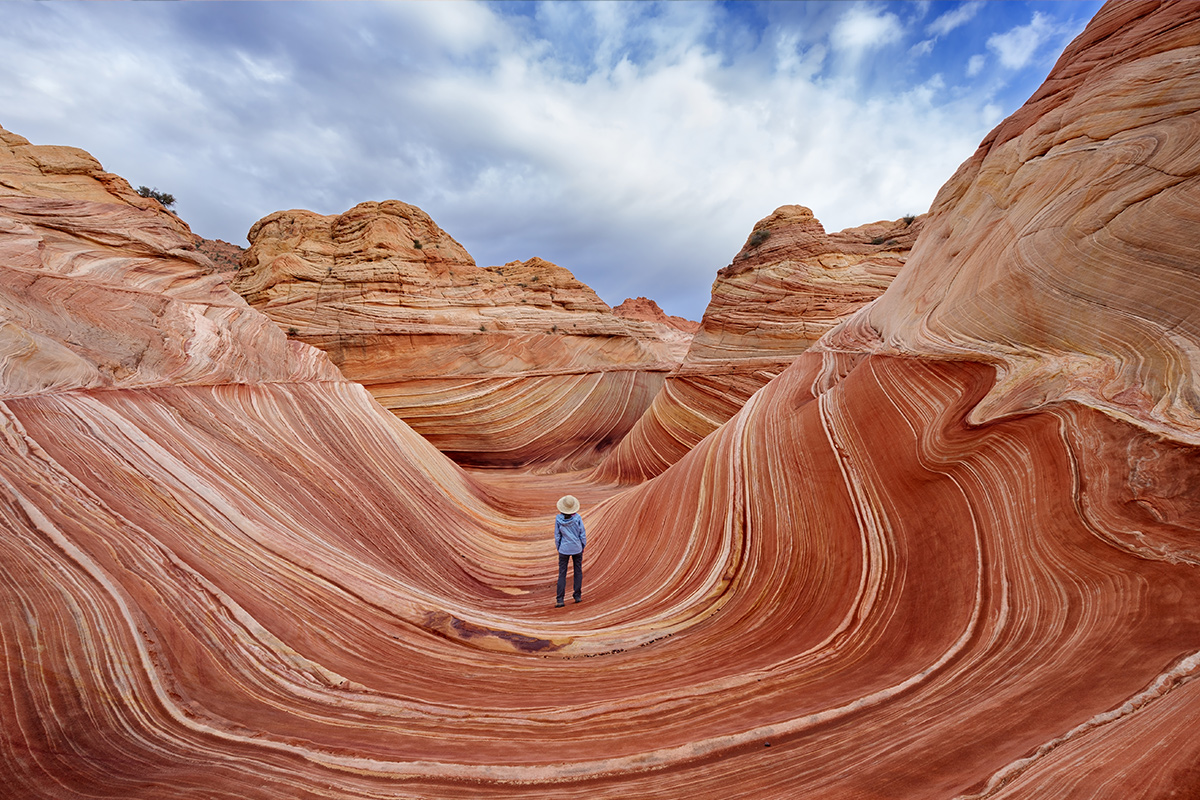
910;39;935;57
236;52;289;85
0;1;1092;320
398;33;983;310
387;0;505;56
927;2;983;38
987;12;1054;70
830;7;903;56
967;54;986;77
774;31;827;80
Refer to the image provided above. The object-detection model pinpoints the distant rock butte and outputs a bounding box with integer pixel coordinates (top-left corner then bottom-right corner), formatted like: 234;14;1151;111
195;237;245;273
613;296;700;334
594;205;921;482
233;201;691;469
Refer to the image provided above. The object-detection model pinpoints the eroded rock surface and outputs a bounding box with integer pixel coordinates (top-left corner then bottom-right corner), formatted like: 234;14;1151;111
0;127;336;396
233;204;687;469
822;0;1200;449
195;237;244;273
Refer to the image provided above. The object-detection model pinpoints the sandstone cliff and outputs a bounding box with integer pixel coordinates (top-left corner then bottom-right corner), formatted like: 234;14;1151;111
594;205;920;482
826;0;1200;451
0;127;336;395
232;202;690;470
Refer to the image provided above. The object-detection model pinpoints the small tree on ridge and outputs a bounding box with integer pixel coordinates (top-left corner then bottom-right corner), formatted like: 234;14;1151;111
136;185;176;209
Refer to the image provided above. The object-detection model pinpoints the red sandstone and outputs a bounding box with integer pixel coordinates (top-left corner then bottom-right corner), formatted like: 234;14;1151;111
2;3;1200;798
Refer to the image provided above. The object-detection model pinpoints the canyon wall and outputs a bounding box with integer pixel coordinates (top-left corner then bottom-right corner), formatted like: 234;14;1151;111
233;205;690;470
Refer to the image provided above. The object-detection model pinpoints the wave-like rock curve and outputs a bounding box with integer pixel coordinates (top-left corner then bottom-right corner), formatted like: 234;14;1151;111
831;0;1200;446
4;2;1200;797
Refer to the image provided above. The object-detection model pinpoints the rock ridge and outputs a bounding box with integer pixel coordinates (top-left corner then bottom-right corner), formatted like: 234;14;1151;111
593;205;921;482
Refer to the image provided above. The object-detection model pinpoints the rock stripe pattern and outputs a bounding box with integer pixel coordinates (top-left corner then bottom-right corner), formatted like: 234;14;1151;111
3;2;1200;797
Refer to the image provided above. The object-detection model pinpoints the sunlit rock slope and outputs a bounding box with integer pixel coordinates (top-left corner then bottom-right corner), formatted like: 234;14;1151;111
4;1;1200;798
593;205;919;483
233;206;689;470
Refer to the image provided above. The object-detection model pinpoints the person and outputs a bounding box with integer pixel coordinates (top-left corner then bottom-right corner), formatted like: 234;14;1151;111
554;495;586;607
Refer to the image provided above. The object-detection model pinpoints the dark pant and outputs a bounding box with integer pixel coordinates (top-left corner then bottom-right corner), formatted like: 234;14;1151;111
557;552;583;602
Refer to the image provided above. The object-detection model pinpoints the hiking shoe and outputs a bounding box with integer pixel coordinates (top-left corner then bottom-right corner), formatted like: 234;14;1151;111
555;600;565;608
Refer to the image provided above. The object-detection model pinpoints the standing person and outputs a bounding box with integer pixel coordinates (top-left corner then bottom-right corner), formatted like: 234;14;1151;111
554;495;586;607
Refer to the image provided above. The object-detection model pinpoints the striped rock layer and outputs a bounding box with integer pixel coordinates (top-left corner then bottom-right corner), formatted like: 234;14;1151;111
233;207;690;470
593;206;919;483
0;127;337;396
4;2;1200;798
829;0;1200;450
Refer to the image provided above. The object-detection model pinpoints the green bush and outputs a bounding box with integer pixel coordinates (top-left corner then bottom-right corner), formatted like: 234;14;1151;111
136;185;176;209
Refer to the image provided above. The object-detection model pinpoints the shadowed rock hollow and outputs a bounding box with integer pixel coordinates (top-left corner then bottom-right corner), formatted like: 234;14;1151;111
3;2;1200;798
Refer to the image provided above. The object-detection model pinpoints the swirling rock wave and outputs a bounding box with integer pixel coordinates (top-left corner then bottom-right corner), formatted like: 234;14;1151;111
4;2;1200;797
833;0;1200;447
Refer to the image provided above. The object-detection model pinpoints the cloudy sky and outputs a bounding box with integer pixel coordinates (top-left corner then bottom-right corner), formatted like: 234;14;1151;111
2;0;1102;320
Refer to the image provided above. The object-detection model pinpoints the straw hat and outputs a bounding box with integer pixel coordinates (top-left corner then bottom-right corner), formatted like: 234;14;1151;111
556;495;580;515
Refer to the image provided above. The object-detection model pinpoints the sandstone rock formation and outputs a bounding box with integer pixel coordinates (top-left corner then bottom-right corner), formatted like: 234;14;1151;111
0;127;335;395
194;236;245;273
4;2;1200;798
233;204;689;470
827;0;1200;451
613;295;701;333
593;206;920;483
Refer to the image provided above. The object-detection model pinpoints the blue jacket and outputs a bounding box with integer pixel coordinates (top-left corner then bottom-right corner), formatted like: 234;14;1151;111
554;513;586;555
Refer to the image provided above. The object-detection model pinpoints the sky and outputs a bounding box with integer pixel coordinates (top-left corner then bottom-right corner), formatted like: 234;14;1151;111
1;0;1104;321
